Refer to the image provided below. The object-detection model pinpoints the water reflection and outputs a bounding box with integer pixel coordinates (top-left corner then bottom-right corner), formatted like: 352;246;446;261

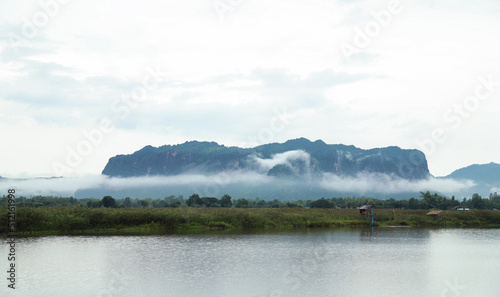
1;228;499;297
359;226;373;240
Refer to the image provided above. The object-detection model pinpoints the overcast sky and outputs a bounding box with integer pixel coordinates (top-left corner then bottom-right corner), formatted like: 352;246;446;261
1;0;499;178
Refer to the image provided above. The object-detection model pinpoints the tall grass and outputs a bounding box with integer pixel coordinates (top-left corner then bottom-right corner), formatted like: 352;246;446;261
1;207;499;234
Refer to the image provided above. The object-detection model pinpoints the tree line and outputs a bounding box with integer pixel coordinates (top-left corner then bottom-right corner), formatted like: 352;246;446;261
1;191;499;210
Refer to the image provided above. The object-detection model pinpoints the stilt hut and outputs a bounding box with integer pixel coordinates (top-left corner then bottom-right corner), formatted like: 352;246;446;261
358;205;372;215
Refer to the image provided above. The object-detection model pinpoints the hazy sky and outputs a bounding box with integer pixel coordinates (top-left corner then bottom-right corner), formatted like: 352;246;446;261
1;0;500;178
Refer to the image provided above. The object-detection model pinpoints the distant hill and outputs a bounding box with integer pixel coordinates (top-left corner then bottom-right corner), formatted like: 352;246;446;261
101;138;430;179
443;162;500;196
446;162;500;185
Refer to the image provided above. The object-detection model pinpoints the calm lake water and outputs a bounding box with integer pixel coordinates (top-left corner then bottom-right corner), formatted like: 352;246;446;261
1;228;499;297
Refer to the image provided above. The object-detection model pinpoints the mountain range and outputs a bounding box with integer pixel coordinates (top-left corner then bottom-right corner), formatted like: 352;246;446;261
102;138;429;180
89;137;498;200
1;138;498;200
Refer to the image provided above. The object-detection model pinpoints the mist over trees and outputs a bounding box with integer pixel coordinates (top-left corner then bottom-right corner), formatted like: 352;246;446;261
1;192;499;210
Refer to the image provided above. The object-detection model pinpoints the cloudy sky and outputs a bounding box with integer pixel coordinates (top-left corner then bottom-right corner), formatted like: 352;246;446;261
1;0;500;179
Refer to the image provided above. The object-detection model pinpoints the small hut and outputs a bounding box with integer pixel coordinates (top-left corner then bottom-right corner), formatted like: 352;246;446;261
358;205;372;215
426;210;443;219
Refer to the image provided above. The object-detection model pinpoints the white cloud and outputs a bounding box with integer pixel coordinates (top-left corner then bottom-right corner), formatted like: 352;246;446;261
1;0;500;179
0;172;271;197
318;173;475;195
0;170;476;199
250;150;311;172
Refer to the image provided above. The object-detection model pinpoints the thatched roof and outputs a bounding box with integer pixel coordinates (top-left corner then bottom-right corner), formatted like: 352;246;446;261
426;210;443;215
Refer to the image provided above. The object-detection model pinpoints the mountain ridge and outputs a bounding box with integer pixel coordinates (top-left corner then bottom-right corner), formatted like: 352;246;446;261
444;162;500;183
101;137;430;179
442;162;500;196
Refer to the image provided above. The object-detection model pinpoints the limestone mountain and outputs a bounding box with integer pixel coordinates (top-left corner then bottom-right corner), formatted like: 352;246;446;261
102;138;430;179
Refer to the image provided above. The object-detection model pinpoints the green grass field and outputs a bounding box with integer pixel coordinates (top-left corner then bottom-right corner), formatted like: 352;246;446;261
2;207;500;234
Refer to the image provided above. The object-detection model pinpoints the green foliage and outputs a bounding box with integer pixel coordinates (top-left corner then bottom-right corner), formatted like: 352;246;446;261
186;194;202;207
2;192;499;214
86;199;102;208
101;196;117;208
310;198;333;208
471;194;486;209
2;206;500;234
235;198;249;208
200;197;220;207
123;197;132;207
220;194;232;207
139;199;149;208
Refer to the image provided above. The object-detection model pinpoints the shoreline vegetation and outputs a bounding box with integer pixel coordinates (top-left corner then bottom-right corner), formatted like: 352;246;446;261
2;207;500;235
2;191;500;235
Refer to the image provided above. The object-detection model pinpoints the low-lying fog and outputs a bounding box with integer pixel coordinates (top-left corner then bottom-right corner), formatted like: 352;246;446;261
1;150;487;199
1;171;477;200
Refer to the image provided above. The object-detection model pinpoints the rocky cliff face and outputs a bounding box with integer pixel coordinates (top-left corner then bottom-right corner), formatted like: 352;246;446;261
102;138;430;179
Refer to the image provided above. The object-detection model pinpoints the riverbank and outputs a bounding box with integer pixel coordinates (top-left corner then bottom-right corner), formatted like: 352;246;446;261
1;207;500;235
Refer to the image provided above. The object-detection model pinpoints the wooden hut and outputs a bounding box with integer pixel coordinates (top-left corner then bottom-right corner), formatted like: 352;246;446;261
426;210;443;219
358;205;372;215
